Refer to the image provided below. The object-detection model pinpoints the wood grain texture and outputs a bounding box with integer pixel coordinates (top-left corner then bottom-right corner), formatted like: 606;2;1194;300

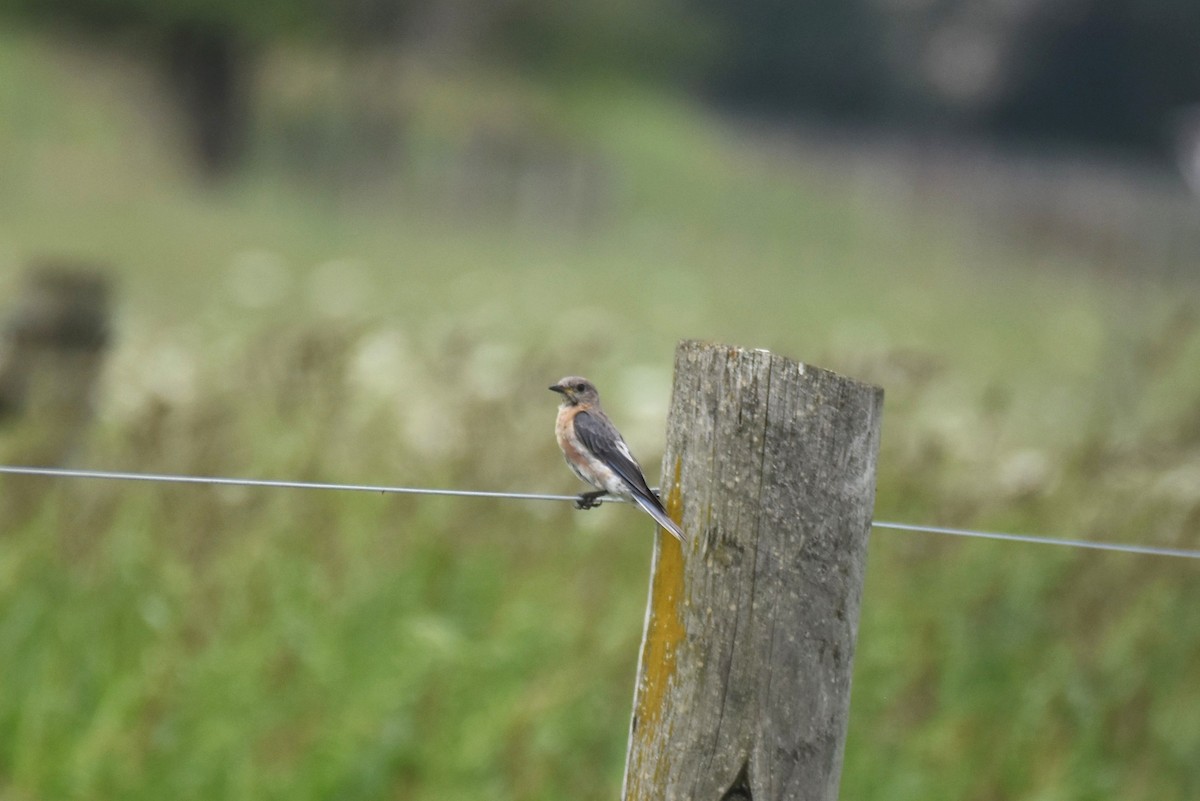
622;341;883;801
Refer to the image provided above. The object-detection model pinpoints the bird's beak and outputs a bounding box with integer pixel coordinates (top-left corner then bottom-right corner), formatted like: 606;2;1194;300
549;384;566;395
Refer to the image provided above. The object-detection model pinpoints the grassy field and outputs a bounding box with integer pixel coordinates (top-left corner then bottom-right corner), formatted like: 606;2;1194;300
2;28;1199;801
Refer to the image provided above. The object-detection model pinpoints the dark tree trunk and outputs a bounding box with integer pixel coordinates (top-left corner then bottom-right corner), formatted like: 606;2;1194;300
164;22;250;178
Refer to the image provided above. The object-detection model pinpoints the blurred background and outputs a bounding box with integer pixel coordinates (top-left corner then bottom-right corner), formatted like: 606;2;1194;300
1;0;1199;798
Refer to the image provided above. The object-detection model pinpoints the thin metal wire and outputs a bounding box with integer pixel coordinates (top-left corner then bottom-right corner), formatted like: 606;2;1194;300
0;465;597;503
871;521;1200;560
2;464;1198;559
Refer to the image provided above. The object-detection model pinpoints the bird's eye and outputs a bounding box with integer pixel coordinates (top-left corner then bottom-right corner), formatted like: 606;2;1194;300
575;383;586;392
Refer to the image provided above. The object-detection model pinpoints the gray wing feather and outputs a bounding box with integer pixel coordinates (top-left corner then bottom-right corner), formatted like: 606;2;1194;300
630;493;688;544
574;411;687;544
573;411;655;498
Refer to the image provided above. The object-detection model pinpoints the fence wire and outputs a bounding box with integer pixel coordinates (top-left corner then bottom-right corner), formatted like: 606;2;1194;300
2;465;1198;560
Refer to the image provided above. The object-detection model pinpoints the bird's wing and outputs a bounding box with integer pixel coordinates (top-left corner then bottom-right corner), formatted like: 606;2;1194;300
573;410;656;499
574;410;687;544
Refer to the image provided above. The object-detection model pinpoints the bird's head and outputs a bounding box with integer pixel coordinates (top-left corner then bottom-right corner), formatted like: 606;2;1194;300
549;376;599;407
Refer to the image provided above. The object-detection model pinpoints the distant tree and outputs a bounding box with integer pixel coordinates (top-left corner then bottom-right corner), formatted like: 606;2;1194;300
0;0;340;177
690;0;891;119
489;0;712;82
989;0;1200;153
0;0;715;177
685;0;1200;156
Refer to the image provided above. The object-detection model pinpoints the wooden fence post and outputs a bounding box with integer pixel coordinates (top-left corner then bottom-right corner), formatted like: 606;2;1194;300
622;340;883;801
0;264;111;524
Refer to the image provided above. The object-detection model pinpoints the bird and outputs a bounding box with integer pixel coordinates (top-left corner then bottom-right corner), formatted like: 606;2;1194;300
549;376;686;544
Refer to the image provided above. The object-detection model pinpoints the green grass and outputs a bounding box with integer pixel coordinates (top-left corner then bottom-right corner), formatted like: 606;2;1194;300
2;27;1199;801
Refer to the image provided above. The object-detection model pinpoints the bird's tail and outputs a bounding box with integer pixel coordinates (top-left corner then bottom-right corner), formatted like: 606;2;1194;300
631;493;687;545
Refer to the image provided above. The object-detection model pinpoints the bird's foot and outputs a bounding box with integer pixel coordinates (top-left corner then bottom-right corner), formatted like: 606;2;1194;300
574;490;609;510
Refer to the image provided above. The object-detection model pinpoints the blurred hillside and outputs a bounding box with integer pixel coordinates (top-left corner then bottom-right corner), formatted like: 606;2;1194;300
0;10;1199;801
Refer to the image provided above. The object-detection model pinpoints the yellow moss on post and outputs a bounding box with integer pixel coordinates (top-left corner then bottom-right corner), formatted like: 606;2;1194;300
623;461;686;799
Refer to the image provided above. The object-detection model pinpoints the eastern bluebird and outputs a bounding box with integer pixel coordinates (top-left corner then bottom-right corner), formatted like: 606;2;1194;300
550;376;686;544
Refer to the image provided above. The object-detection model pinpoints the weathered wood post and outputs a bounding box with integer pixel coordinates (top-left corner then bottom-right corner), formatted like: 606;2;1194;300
0;264;111;524
622;340;883;801
0;263;111;435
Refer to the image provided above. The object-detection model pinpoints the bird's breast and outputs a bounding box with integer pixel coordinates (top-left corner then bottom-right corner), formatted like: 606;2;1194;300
556;409;624;494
